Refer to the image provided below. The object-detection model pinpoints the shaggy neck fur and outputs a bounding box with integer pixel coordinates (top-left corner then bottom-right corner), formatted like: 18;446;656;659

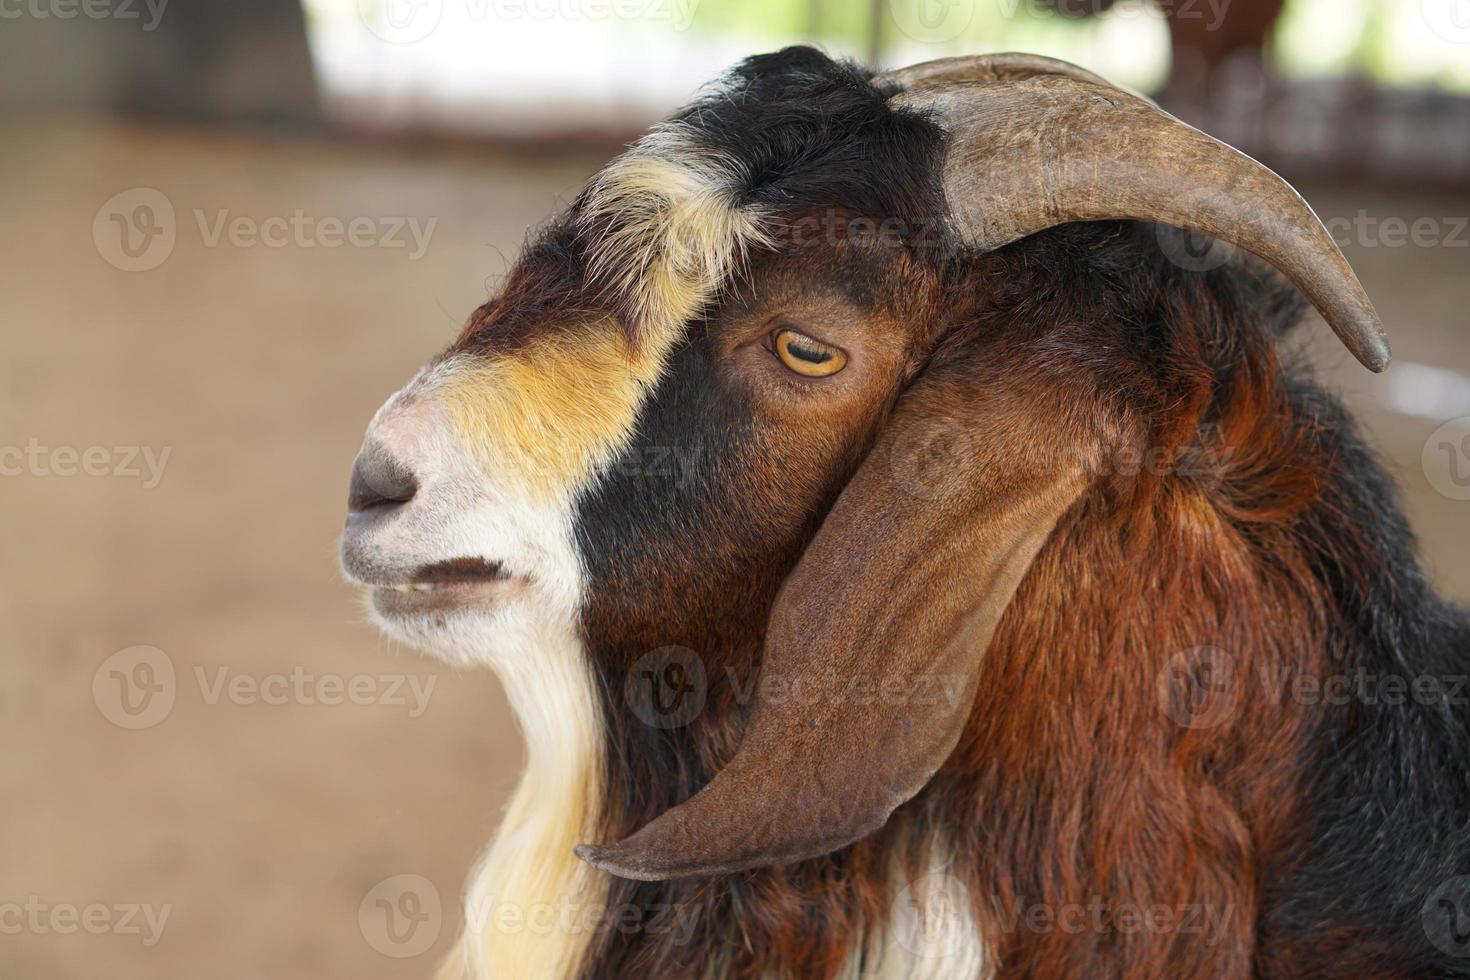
440;623;607;980
564;227;1467;978
583;634;990;979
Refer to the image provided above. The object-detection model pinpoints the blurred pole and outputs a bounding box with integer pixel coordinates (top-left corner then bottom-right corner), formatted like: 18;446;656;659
0;0;316;123
1164;0;1284;103
115;0;317;124
867;0;885;69
806;0;823;42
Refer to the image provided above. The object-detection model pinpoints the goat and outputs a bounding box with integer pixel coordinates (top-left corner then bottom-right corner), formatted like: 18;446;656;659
340;47;1470;979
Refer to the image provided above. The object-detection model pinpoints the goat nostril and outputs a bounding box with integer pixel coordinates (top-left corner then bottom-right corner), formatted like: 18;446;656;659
348;444;419;515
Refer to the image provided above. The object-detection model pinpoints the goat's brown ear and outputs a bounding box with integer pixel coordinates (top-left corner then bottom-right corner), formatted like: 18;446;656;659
576;351;1092;880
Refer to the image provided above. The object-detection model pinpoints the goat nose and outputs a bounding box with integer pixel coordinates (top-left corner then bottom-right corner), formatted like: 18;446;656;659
347;443;419;516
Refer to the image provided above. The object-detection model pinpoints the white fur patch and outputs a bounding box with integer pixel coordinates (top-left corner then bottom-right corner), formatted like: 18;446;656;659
449;624;607;980
580;122;772;357
844;847;991;980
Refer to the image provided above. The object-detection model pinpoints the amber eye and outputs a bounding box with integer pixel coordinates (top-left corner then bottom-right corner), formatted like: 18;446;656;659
771;328;848;378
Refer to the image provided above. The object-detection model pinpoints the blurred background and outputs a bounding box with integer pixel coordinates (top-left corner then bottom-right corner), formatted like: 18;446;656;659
1;1;1467;977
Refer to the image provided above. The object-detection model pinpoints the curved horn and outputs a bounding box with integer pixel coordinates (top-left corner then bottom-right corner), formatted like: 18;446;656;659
874;52;1124;96
883;55;1390;372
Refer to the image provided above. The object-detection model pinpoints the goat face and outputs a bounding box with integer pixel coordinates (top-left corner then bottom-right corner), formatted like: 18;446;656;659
339;230;940;669
340;47;950;671
341;46;1388;884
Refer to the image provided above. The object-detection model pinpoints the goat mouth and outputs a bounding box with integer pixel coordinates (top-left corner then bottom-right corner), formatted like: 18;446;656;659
368;558;522;615
409;557;513;584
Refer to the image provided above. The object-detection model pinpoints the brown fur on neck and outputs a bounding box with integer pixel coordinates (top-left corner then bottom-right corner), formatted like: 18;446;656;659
574;225;1361;978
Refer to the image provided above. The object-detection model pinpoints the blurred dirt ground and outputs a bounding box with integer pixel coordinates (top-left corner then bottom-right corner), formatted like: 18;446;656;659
0;118;1466;980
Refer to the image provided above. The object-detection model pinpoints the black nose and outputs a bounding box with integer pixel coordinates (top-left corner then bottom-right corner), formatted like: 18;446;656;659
348;443;418;515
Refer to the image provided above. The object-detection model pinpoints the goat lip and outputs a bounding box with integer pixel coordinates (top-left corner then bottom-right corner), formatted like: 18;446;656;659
370;576;523;616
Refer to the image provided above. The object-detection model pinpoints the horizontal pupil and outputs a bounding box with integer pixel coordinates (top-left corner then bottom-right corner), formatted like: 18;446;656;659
787;341;832;364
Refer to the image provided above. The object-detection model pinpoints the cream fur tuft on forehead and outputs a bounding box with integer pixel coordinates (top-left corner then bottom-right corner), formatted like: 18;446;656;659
578;122;773;358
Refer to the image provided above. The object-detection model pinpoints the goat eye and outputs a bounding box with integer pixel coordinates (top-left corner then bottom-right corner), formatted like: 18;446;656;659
772;329;847;378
